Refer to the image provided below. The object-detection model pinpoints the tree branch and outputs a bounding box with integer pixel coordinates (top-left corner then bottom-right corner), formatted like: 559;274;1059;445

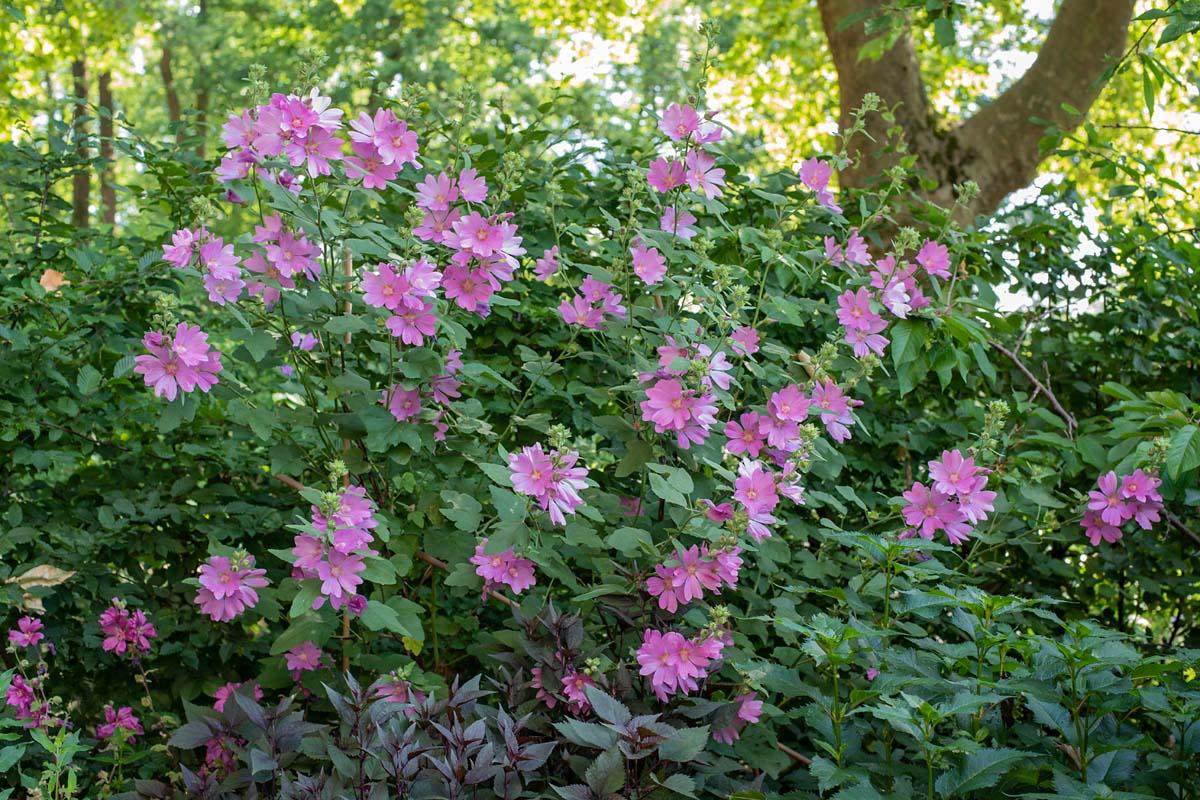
988;339;1077;434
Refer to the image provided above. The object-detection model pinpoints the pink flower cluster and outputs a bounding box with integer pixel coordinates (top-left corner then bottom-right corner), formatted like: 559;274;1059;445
636;629;726;701
5;674;51;728
382;349;462;440
508;442;590;525
409;168;524;317
97;705;142;742
194;553;270;622
8;616;44;648
559;276;627;330
647;545;742;613
99;600;157;657
640;379;718;449
470;539;536;595
533;245;560;281
362;258;443;346
733;458;805;540
1082;469;1162;545
647;103;723;240
293;485;379;613
836;286;889;358
799;157;841;213
712;692;764;744
134;322;223;401
218;91;353;185
900;449;996;545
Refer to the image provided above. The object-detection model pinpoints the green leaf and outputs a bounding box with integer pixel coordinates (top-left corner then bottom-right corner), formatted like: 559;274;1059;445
934;748;1035;796
324;315;370;335
584;747;625;796
76;364;102;395
607;527;654;557
1165;424;1200;480
584;685;631;725
656;774;698;798
360;599;416;638
659;725;709;761
440;490;483;531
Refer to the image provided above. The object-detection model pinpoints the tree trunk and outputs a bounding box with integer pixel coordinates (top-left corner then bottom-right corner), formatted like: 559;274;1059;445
817;0;1136;220
99;71;116;226
70;57;90;229
159;45;182;143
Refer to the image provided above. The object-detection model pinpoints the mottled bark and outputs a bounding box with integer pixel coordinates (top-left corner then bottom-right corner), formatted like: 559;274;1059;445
99;71;116;226
817;0;1136;220
70;58;90;229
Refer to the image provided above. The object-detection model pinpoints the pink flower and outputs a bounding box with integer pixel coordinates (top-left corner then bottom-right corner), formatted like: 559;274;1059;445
99;601;157;657
449;212;524;262
957;475;996;524
660;103;700;141
316;550;365;599
713;692;763;744
97;705;142;742
1120;469;1162;504
414;208;461;244
8;616;44;648
292;534;325;569
266;229;320;281
162;228;199;268
457;167;488;203
901;483;969;542
730;325;760;356
844;229;871;267
768;384;810;422
285;126;344;175
4;673;42;727
734;459;780;517
361;263;405;310
916;240;951;279
415;171;459;212
632;242;667;284
836;288;883;331
311;485;379;554
345;141;400;189
799;157;842;212
386;301;437;346
383;384;422;422
639;378;718;449
285;641;325;679
213;682;263;713
470;539;536;594
291;331;318;351
134;326;214;401
194;554;269;622
928;450;982;496
810;380;860;443
724;412;766;457
203;271;245;306
199;238;240;279
824;236;844;266
647;564;688;613
559;279;626;330
534;246;560;281
349;109;418;166
1081;509;1123;546
701;499;734;522
660;207;697;240
443;264;497;313
1088;471;1133;526
844;326;889;358
561;670;596;713
648;157;686;193
684;150;725;199
508;443;589;526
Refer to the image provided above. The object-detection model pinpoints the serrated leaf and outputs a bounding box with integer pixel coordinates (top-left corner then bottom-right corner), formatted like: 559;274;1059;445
584;747;625;796
934;747;1035;796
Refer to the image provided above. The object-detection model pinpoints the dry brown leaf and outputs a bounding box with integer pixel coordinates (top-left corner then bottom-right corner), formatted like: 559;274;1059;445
6;565;76;612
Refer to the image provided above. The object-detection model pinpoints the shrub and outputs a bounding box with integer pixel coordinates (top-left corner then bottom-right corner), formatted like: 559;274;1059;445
2;76;1198;799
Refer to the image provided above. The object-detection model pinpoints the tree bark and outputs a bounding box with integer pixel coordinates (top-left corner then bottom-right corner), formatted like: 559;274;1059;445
70;57;90;229
817;0;1136;220
159;45;182;142
98;71;116;226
